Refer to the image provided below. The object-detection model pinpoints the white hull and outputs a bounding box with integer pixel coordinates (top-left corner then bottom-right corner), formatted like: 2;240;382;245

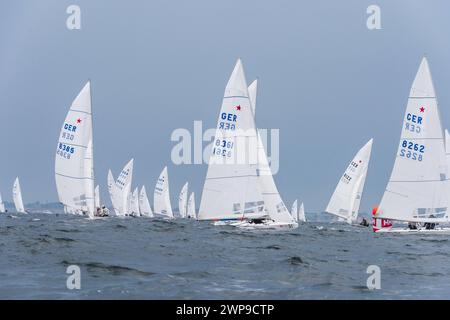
375;227;450;234
232;220;298;230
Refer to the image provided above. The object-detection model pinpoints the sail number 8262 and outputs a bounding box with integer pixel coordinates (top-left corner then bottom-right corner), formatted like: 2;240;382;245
399;140;424;161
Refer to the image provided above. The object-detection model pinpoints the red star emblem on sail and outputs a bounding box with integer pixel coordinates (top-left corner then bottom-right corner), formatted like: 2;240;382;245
236;105;241;111
420;107;425;112
77;118;82;123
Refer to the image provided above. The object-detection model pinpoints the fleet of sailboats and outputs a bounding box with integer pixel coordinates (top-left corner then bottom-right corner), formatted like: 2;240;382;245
6;56;450;236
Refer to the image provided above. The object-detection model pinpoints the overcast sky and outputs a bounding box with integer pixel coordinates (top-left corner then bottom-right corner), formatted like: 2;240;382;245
1;0;450;212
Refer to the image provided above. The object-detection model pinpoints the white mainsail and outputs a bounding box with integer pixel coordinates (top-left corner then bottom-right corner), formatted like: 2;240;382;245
326;139;373;224
198;59;265;221
107;169;119;215
13;177;25;213
250;79;294;225
298;202;306;222
377;57;449;223
154;166;174;218
139;186;153;217
445;129;450;188
291;200;298;222
131;187;140;216
0;192;5;213
94;185;100;209
178;182;188;218
187;192;196;219
113;159;134;216
55;81;95;218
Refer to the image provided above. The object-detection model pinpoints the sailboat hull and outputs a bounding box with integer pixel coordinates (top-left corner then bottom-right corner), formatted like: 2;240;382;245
375;227;450;234
232;220;299;230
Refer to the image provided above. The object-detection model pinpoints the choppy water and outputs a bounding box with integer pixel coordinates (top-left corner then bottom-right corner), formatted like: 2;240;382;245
1;212;450;299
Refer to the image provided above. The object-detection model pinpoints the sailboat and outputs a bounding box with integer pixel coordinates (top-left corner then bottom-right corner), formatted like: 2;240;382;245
235;78;297;230
374;57;450;233
55;82;98;218
154;166;174;218
298;202;307;223
107;169;119;215
325;139;373;225
187;192;196;219
12;177;26;213
0;192;6;213
291;200;298;223
178;182;188;218
139;186;154;217
130;187;140;217
109;159;134;216
198;60;265;223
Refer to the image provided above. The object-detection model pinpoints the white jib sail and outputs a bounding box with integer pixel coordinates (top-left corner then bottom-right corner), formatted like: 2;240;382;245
198;59;265;221
0;192;5;213
94;185;100;209
178;182;188;218
326;139;373;224
250;79;294;224
131;187;140;215
298;202;306;222
139;186;153;217
13;177;25;213
291;200;298;222
187;192;196;219
154;166;174;218
377;57;449;223
114;159;134;216
55;81;95;218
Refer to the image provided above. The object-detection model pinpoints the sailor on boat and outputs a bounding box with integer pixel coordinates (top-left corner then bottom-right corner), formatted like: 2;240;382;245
408;222;418;230
423;215;437;230
95;205;109;217
359;218;369;227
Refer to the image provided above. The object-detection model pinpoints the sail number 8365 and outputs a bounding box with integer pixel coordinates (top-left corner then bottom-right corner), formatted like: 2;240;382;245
399;140;425;161
212;139;234;157
56;143;75;160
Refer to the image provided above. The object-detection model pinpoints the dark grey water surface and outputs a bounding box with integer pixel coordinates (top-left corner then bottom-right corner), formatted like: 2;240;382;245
1;213;450;299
